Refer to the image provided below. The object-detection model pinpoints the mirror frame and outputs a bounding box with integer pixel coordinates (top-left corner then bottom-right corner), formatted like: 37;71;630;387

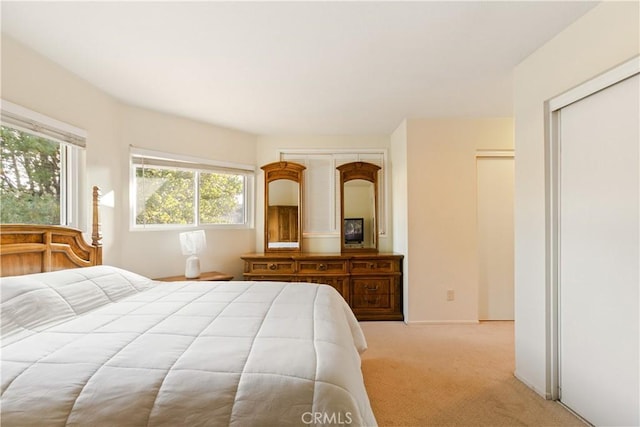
262;161;306;253
337;161;381;253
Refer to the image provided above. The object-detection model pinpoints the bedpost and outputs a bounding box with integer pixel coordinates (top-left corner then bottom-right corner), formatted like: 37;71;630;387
92;186;103;264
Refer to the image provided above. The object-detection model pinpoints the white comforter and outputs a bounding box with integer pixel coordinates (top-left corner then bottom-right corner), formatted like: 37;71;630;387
0;266;376;426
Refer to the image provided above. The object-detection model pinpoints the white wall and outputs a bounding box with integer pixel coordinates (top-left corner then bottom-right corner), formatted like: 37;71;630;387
513;1;640;397
405;118;513;323
390;120;409;320
1;36;123;264
2;36;258;279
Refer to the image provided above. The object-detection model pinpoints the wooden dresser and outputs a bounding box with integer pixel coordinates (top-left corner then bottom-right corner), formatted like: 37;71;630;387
241;253;403;321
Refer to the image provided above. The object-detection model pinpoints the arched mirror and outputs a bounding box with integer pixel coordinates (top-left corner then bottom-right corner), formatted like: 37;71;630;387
337;162;381;253
262;161;305;252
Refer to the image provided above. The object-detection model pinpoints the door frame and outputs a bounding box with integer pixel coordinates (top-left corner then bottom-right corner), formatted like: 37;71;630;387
544;55;639;400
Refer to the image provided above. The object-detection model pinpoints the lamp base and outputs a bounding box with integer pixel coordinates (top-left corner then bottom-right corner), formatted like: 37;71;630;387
185;255;201;279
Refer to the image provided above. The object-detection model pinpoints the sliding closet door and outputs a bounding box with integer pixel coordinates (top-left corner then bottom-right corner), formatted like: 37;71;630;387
558;73;639;426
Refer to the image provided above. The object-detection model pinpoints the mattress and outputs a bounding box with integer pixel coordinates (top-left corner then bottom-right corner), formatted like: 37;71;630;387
0;266;376;426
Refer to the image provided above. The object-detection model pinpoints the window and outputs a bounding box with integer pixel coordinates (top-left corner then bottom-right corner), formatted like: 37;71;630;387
131;148;254;229
0;101;85;227
280;150;387;236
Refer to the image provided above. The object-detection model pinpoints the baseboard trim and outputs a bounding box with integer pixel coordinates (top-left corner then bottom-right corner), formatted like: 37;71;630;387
557;401;593;426
514;371;552;400
406;320;480;325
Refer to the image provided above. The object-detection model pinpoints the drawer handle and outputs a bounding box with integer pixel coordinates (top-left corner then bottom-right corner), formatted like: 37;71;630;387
369;263;375;269
365;285;379;291
318;264;327;271
268;263;277;270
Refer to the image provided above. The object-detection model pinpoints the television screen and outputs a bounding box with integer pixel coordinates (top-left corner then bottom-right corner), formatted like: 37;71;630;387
344;218;364;244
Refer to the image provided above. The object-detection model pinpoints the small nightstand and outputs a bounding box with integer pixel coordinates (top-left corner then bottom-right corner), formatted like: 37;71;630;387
155;271;234;282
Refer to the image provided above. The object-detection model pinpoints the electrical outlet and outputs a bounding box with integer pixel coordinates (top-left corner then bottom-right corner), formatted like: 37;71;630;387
446;289;455;301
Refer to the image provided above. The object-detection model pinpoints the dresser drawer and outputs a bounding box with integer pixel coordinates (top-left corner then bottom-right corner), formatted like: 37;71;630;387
245;259;295;275
297;260;348;275
352;278;390;295
296;276;349;302
350;258;399;274
244;275;294;282
351;293;391;309
242;253;404;321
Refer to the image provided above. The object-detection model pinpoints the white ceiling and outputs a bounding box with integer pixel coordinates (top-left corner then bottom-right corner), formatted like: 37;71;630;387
2;1;597;135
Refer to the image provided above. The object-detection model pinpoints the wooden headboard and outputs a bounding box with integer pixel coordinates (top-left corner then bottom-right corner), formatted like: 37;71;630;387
0;186;103;277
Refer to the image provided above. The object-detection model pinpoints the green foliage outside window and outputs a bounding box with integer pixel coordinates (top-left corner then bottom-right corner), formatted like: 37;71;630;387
0;126;61;224
199;172;244;224
135;168;195;225
135;166;245;226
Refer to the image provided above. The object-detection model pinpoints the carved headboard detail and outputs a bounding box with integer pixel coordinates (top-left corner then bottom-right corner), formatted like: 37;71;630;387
0;186;103;277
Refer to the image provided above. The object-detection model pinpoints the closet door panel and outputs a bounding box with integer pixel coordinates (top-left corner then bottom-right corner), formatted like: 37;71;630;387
559;74;639;426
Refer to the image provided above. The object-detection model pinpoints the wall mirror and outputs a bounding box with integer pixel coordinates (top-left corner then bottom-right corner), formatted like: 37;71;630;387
262;161;305;252
337;162;381;253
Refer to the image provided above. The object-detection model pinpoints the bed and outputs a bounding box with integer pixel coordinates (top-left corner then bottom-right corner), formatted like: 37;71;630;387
0;188;377;426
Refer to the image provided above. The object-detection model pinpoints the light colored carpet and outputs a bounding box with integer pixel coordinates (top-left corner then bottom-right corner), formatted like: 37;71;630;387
359;321;585;427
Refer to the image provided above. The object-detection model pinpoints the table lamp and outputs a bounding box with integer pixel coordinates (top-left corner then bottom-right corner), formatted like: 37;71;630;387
179;230;207;279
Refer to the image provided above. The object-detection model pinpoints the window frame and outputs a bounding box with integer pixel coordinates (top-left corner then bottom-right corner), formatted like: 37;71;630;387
0;100;86;229
130;147;255;231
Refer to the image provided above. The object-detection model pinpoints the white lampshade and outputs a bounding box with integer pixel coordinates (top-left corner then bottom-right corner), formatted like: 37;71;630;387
179;230;207;256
